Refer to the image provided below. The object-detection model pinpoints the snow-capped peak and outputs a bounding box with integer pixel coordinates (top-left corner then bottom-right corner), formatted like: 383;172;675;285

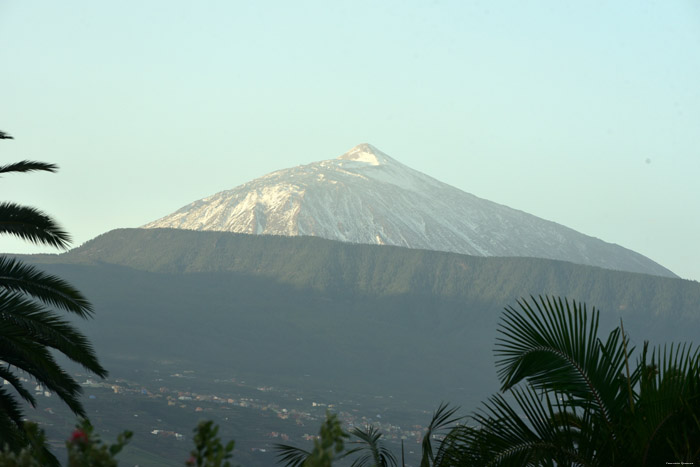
143;144;676;278
337;143;389;166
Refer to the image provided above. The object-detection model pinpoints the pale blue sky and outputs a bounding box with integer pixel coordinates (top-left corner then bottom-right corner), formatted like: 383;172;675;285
1;1;699;281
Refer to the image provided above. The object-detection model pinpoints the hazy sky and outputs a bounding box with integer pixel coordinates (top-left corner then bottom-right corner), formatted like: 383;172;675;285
1;1;699;282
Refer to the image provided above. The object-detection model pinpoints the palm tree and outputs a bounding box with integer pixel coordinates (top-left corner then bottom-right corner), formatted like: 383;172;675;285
275;412;347;467
275;403;460;467
435;296;700;466
278;296;700;466
276;421;399;467
275;296;700;466
416;402;461;467
0;131;107;453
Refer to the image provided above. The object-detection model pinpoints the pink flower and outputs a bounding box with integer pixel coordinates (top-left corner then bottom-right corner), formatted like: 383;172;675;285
70;429;89;444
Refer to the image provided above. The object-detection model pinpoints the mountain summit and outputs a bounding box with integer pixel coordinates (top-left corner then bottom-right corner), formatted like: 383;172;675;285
143;144;675;277
337;143;390;165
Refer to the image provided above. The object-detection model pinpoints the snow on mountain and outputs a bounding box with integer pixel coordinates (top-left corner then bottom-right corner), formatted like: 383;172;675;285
143;143;676;277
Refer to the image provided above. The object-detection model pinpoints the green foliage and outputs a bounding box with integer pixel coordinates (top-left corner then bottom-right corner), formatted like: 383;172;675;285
0;132;106;451
0;419;239;467
0;422;57;466
348;425;397;467
419;403;460;467
65;419;132;467
186;420;235;467
0;161;58;176
0;202;71;249
276;407;461;467
0;420;131;467
0;448;41;467
275;442;311;466
305;412;347;467
276;296;700;467
275;412;348;467
43;228;699;320
437;296;700;466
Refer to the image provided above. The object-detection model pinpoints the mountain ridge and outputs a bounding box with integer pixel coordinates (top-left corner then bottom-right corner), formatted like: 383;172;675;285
26;228;697;320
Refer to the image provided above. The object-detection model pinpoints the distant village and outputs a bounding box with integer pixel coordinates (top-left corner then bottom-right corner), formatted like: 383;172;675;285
16;369;428;454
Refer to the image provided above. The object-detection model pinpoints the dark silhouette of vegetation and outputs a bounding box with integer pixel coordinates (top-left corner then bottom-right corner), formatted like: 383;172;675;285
65;420;132;467
277;412;348;467
276;296;700;466
186;420;236;467
275;404;460;467
276;410;405;467
0;419;237;466
0;131;106;459
436;296;700;465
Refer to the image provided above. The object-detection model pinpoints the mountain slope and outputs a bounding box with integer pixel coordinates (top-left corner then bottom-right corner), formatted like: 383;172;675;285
144;144;674;277
19;228;700;408
33;228;698;321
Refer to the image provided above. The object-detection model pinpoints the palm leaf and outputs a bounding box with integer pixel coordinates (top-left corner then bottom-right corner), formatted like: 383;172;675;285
22;421;61;466
0;257;93;317
0;202;71;249
0;364;36;407
495;296;628;435
275;443;312;467
0;291;106;376
634;342;700;464
0;145;105;455
0;385;28;431
419;402;461;467
0;293;107;418
444;387;592;466
0;160;58;175
0;335;87;416
349;425;397;467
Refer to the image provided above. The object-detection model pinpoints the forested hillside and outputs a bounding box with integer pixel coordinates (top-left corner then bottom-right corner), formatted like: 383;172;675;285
22;228;700;406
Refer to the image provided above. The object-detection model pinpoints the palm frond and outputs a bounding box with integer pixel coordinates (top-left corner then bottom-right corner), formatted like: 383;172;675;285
0;385;28;430
0;410;26;453
495;296;628;434
349;425;398;467
0;160;58;175
0;202;71;249
450;387;592;466
0;291;106;376
634;342;700;464
0;149;106;455
22;422;61;466
0;364;36;407
0;335;87;416
429;296;700;466
0;257;93;316
274;443;312;467
0;293;110;418
419;402;461;467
